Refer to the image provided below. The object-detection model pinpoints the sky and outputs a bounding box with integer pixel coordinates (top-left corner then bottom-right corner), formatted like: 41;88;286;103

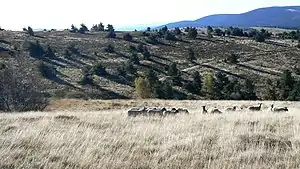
1;0;299;31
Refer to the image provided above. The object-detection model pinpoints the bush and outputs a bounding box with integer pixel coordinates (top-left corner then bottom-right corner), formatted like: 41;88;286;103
0;62;49;112
174;27;181;35
134;77;151;99
142;48;151;60
78;23;89;34
226;53;239;64
207;26;213;34
106;30;116;38
123;33;133;41
106;24;114;32
187;48;196;62
39;62;57;79
70;24;78;33
164;31;177;41
91;63;107;76
146;34;159;45
104;44;114;53
91;23;105;32
45;46;56;58
130;52;140;65
254;33;265;42
214;28;223;36
188;28;198;39
27;26;34;36
137;43;144;53
28;41;45;59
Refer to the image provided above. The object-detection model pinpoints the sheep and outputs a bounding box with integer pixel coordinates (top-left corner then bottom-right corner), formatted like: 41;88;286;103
127;107;146;117
210;108;223;114
163;108;178;116
177;108;189;114
226;106;237;111
202;106;222;114
147;107;167;116
271;104;288;112
248;103;262;111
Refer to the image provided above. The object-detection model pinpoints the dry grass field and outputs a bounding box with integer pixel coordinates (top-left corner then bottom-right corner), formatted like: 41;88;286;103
1;100;300;169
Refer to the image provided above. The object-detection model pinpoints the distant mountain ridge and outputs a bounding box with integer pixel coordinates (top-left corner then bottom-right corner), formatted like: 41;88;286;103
157;6;300;29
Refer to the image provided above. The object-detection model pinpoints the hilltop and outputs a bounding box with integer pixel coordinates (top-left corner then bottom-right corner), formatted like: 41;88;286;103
0;26;300;103
158;6;300;29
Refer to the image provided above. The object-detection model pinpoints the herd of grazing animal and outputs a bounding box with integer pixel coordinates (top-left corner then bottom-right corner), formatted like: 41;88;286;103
128;103;289;117
127;107;189;117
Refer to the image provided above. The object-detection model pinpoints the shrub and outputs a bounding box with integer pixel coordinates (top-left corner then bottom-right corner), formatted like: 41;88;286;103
91;23;105;32
164;31;177;41
142;48;151;60
137;43;144;53
130;52;140;65
214;28;223;36
123;33;133;41
0;62;49;112
226;53;239;64
254;33;265;42
146;34;159;44
70;24;78;33
45;46;56;58
147;27;151;31
39;62;57;79
27;26;34;36
187;48;196;62
188;28;198;39
134;77;151;99
174;27;181;35
159;26;168;35
28;41;45;59
125;61;137;75
91;63;107;76
104;44;114;53
106;24;114;32
207;26;213;34
78;23;89;34
106;30;116;38
78;74;93;85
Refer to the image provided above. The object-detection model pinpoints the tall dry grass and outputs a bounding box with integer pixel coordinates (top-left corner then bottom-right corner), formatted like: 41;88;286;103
1;100;300;169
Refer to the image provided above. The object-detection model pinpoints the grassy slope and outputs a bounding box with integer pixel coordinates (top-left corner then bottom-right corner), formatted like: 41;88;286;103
0;29;299;99
1;100;300;168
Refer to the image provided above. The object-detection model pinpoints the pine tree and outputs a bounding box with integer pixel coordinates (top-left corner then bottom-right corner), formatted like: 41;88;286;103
203;72;216;99
134;77;151;99
214;72;230;99
188;28;198;39
70;24;78;33
27;26;34;36
242;79;257;100
192;71;202;95
280;70;295;100
187;48;196;62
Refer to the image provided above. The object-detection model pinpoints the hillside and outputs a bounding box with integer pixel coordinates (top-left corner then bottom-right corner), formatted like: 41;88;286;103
158;6;300;29
0;28;300;100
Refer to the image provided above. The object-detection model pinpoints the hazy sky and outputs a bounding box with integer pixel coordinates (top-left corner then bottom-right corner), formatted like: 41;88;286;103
1;0;299;30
